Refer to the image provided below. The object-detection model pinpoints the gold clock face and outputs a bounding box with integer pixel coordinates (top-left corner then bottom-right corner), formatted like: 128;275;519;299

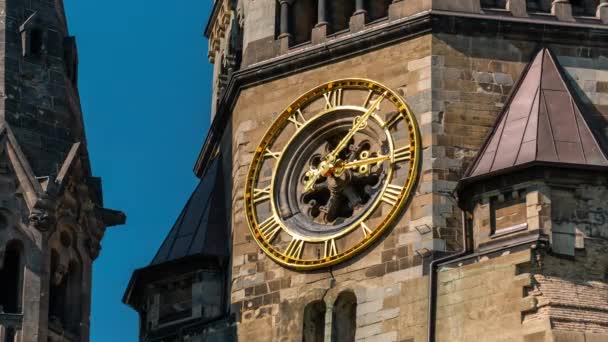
244;79;421;270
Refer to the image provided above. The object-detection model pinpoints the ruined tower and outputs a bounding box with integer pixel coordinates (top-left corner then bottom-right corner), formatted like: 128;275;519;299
125;0;608;341
0;1;125;341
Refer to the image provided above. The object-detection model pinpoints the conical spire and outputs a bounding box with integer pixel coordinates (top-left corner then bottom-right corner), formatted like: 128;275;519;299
466;48;608;180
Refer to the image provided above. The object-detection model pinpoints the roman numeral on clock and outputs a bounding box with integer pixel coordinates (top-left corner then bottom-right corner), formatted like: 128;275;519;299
383;112;403;128
324;89;343;109
394;145;412;163
263;148;281;160
258;216;281;242
382;184;404;206
288;109;307;130
324;239;338;259
361;222;373;238
285;238;304;259
253;187;271;204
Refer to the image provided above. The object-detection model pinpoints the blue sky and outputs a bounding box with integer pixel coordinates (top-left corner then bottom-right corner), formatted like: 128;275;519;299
63;1;214;340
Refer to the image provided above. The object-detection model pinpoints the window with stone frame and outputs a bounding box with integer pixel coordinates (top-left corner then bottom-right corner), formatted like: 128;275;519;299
158;276;194;325
303;300;326;342
0;240;23;314
49;251;83;335
291;0;317;45
526;0;552;13
367;0;391;22
481;0;507;9
199;271;224;320
571;0;600;16
490;190;527;235
328;1;355;34
331;291;357;342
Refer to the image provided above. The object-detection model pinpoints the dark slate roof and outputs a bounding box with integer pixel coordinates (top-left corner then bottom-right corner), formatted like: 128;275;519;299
466;48;608;180
150;156;229;265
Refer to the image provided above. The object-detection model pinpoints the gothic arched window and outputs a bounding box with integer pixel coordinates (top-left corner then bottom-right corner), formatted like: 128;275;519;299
0;240;23;313
303;300;326;342
331;291;357;342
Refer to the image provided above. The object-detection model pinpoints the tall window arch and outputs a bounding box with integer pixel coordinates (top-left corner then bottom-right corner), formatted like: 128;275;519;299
49;249;82;334
331;291;357;342
303;300;326;342
0;240;24;313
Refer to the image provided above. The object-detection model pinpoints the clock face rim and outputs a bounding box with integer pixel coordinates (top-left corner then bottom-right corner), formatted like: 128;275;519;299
244;78;422;270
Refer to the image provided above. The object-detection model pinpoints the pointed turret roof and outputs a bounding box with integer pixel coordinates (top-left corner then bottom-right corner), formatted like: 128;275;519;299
466;48;608;181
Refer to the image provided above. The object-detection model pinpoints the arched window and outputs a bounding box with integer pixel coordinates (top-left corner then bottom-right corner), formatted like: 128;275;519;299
329;1;355;34
0;240;23;313
49;250;67;324
303;300;326;342
331;291;357;342
65;261;83;332
292;0;317;45
49;251;82;334
367;0;391;22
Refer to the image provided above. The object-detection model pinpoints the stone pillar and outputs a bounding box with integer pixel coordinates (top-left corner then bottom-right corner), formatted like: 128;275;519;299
599;0;608;23
312;0;328;44
507;0;528;17
354;0;366;15
278;0;293;52
552;0;574;21
350;0;367;32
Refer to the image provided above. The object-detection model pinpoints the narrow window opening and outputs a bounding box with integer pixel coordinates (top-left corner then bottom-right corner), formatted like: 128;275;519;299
329;1;355;34
571;0;599;16
30;29;43;55
49;250;67;328
331;291;357;342
0;241;23;314
5;327;16;342
481;0;507;9
303;300;326;342
291;0;317;45
526;0;552;13
65;261;82;333
367;0;390;21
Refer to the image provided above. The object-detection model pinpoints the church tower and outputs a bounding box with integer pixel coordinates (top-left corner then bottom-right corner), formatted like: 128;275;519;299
0;1;125;342
125;0;608;341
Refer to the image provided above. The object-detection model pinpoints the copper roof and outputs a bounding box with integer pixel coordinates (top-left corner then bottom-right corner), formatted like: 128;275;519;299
150;156;230;266
466;48;608;180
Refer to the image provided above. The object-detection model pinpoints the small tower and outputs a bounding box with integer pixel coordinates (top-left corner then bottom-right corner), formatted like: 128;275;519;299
458;48;608;340
123;156;234;341
0;1;125;342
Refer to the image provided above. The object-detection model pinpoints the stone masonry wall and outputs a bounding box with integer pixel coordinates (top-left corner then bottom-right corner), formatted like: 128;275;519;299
229;35;436;342
225;27;608;341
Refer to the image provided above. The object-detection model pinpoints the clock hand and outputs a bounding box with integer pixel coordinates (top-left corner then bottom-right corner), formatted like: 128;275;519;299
325;91;387;163
341;155;390;169
303;160;334;193
303;91;386;194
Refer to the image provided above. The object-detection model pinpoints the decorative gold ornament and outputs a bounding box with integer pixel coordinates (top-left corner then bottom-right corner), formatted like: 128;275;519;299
244;78;421;270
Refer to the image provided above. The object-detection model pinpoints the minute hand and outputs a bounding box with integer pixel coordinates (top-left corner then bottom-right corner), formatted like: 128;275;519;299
325;91;387;161
342;155;390;169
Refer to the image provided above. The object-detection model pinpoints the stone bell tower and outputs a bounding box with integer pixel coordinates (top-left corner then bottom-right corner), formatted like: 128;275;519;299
126;0;608;341
0;1;125;342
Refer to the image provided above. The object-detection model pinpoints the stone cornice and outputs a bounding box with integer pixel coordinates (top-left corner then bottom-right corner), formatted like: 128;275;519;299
194;11;608;177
